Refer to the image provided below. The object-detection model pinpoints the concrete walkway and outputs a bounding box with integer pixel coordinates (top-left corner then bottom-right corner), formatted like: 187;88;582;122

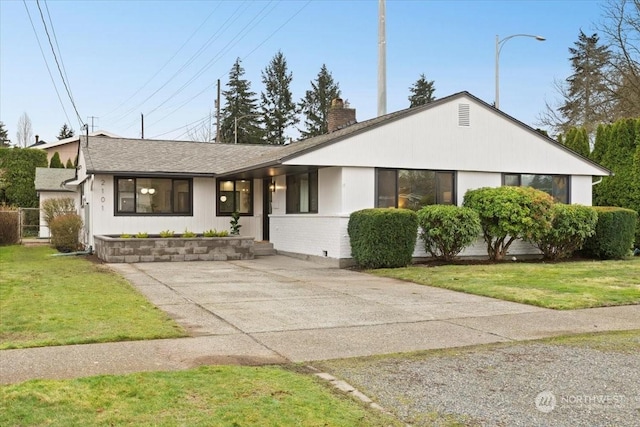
2;256;639;384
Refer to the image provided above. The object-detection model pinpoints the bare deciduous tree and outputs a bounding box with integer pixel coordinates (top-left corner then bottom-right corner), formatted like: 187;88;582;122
16;112;33;148
598;0;640;117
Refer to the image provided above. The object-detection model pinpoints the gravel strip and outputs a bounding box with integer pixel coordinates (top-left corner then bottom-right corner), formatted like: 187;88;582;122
318;339;640;427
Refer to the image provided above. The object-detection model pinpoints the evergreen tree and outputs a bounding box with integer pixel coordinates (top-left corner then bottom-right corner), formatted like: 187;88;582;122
65;158;74;168
49;152;64;168
298;64;341;138
220;58;262;144
57;123;75;140
560;126;590;157
592;117;640;246
539;31;613;137
408;73;436;107
0;121;10;147
261;51;298;145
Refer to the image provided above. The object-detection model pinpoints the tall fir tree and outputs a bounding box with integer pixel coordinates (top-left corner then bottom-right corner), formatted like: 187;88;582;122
408;73;436;107
261;51;298;145
0;121;10;147
57;123;75;140
543;31;613;137
220;58;262;144
298;64;341;138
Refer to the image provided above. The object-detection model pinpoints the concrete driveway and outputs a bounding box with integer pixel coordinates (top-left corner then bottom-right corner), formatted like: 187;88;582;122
3;255;639;384
109;256;639;363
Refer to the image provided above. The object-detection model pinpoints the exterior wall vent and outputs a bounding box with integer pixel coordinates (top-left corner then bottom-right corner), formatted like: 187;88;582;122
458;104;470;127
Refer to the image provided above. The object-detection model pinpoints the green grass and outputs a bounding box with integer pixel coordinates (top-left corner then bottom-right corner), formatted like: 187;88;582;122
370;258;640;309
0;245;185;349
0;365;401;426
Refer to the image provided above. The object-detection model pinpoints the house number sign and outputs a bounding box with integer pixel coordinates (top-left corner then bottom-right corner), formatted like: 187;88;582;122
101;179;106;211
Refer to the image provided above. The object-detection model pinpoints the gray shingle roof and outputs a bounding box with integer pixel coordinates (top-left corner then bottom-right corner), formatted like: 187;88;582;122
34;167;77;191
82;138;280;175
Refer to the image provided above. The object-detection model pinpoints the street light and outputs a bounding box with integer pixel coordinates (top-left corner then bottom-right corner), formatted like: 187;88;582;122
234;113;261;144
495;34;546;109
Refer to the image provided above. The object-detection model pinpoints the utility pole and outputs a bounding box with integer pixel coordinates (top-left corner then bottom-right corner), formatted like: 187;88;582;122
87;116;98;132
141;113;144;139
215;79;221;143
378;0;386;117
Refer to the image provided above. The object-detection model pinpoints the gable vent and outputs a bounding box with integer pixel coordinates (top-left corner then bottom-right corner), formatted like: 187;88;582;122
458;103;470;127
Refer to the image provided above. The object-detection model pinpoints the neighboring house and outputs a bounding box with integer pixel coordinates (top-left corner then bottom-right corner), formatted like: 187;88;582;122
58;91;610;265
35;130;119;166
34;167;79;238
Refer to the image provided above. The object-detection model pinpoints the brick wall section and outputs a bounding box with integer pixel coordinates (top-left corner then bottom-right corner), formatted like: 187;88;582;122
94;235;254;263
327;98;357;132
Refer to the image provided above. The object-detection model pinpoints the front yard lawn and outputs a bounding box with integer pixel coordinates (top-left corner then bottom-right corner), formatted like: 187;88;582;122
0;365;401;426
0;245;185;349
370;258;640;309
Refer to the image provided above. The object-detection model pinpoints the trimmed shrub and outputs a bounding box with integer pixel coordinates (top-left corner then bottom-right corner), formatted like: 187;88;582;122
49;152;64;168
50;213;83;252
42;197;76;227
348;208;418;269
531;204;598;260
417;205;481;261
582;207;638;259
463;186;555;260
0;147;48;207
0;205;19;245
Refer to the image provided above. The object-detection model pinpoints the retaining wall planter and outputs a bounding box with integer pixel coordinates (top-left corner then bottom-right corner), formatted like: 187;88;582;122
94;235;254;263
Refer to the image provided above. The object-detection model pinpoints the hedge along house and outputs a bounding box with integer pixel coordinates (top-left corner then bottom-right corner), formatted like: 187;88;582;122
66;91;609;265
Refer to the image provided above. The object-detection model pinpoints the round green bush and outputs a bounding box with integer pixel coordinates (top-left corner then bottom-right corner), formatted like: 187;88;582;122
417;205;481;261
348;208;418;269
531;204;598;260
582;207;638;259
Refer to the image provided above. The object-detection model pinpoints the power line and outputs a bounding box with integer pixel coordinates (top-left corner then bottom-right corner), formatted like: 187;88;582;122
43;0;74;108
144;0;311;133
101;2;223;119
35;0;84;126
110;1;252;127
22;0;72;127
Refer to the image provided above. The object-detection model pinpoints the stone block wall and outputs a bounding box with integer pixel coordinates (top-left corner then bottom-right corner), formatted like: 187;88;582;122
94;235;254;263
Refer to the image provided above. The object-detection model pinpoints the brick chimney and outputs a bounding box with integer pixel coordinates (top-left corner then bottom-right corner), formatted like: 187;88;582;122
327;98;356;133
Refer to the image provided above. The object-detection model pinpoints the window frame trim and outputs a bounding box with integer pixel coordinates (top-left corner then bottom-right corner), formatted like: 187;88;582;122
375;168;457;209
114;176;194;217
285;170;319;214
216;179;254;216
501;173;571;203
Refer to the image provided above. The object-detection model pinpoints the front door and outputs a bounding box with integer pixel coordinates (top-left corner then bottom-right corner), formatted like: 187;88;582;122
262;178;272;241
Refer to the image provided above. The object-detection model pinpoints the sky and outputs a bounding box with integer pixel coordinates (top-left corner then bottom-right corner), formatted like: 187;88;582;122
0;0;607;144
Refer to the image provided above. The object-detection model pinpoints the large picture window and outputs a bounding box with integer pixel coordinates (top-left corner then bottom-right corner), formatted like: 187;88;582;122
376;169;455;210
217;179;253;215
115;177;192;215
503;174;569;203
286;171;318;213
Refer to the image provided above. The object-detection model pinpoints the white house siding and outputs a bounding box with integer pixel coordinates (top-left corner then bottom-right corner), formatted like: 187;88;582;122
270;215;350;260
38;191;81;238
455;171;501;205
570;175;594;205
284;95;606;178
86;175;223;247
